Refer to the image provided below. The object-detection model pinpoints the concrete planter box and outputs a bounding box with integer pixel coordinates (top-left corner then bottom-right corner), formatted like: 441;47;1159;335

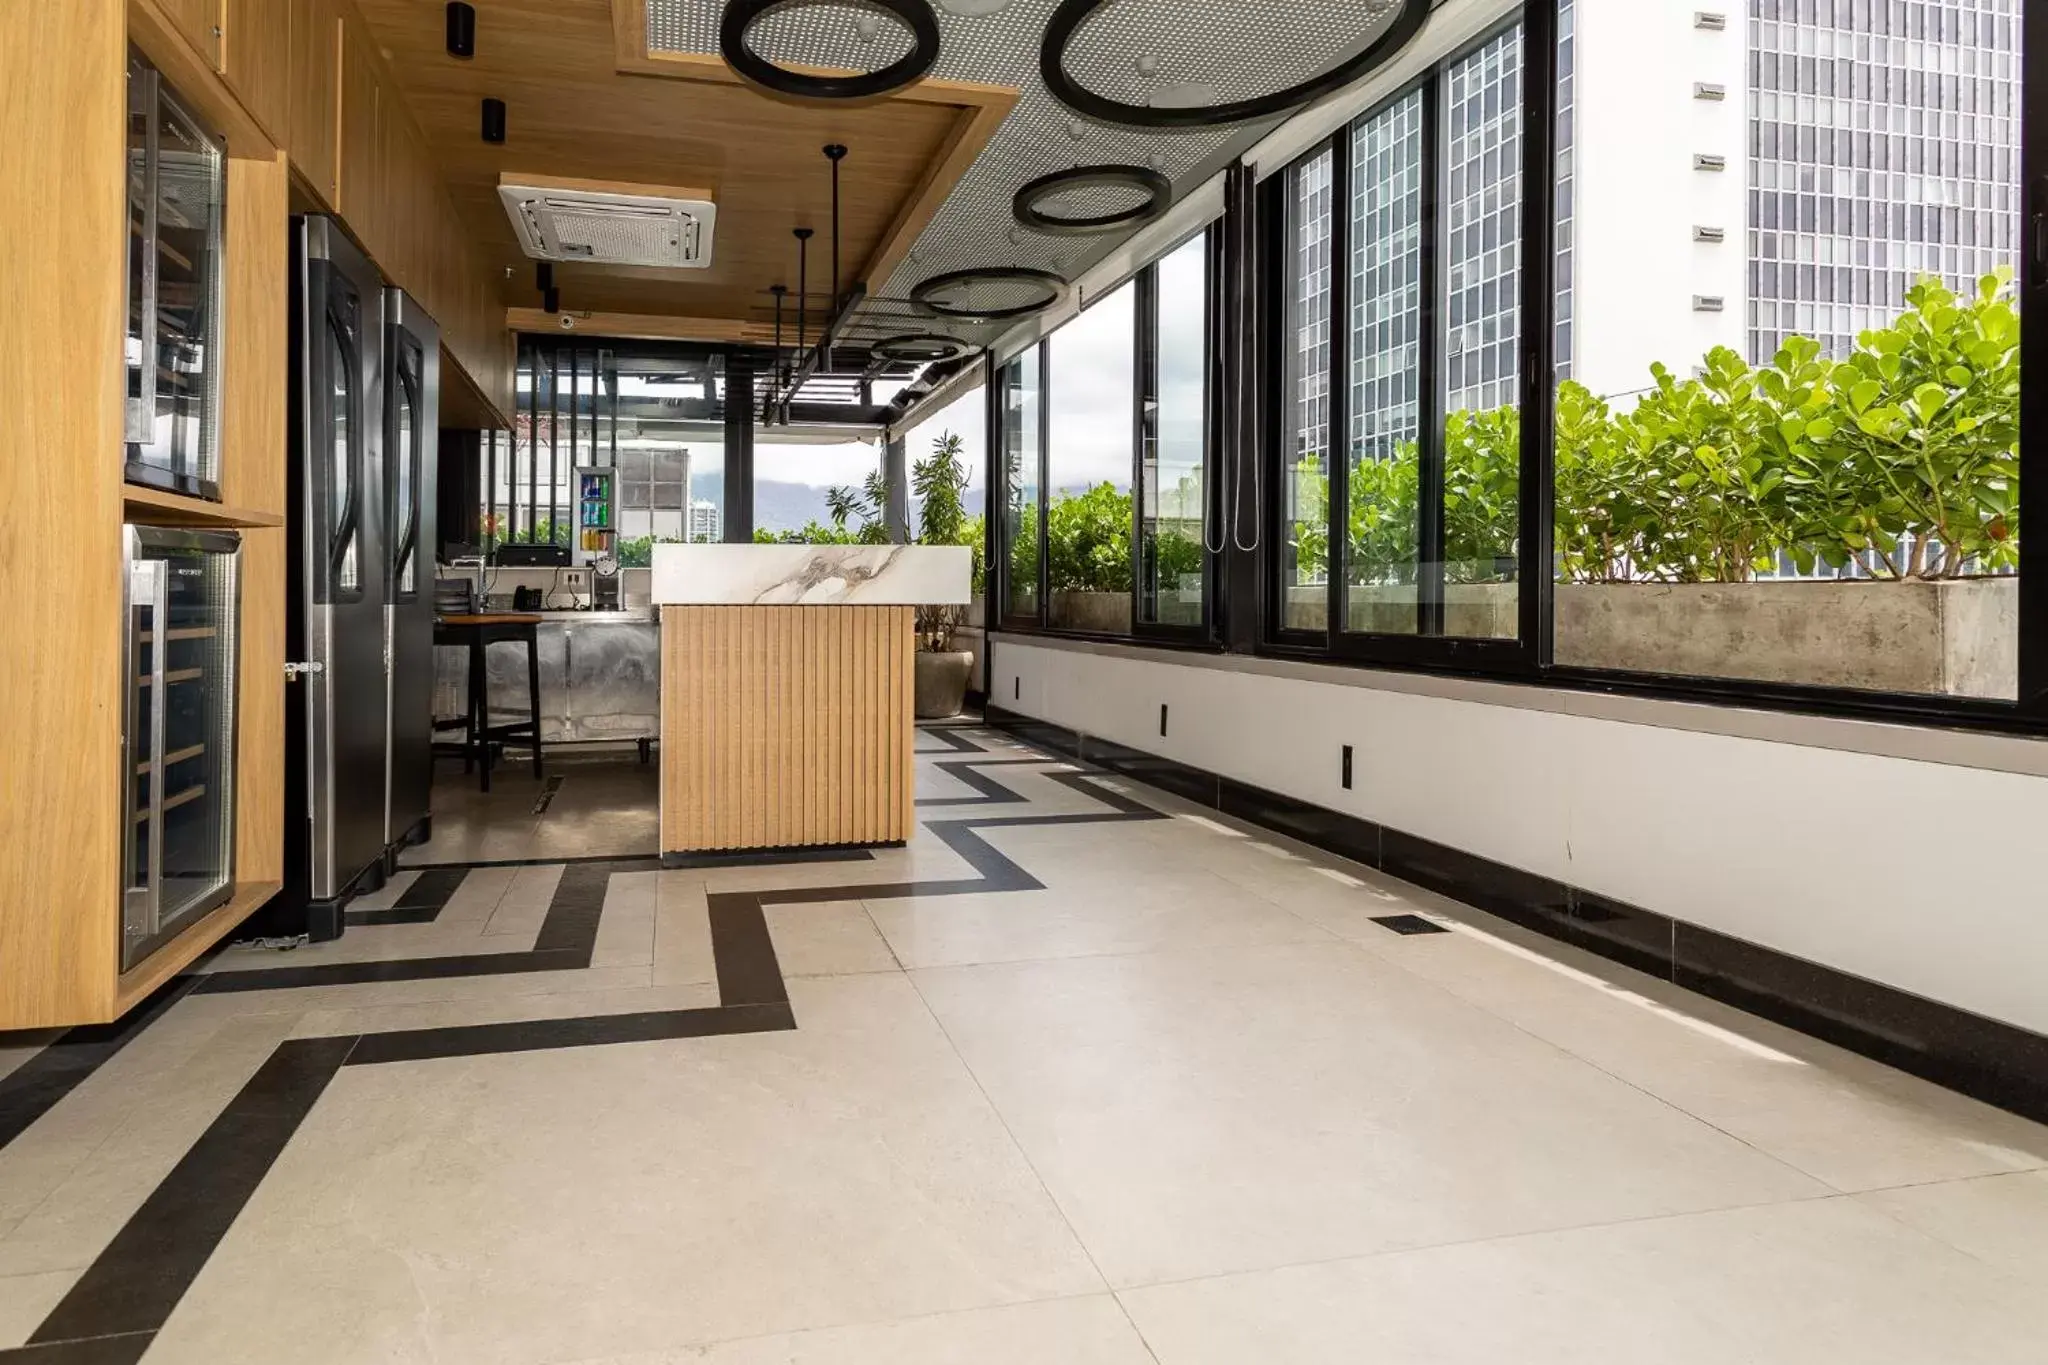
1050;590;1134;635
1556;578;2017;698
1284;579;2016;698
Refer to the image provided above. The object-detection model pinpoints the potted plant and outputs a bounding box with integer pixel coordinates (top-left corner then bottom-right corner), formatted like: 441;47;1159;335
912;432;977;718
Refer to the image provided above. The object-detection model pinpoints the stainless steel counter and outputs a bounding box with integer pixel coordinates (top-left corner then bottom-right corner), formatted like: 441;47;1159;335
434;612;660;744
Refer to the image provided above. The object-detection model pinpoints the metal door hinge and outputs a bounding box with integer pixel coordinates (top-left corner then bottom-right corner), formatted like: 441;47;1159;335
284;661;326;680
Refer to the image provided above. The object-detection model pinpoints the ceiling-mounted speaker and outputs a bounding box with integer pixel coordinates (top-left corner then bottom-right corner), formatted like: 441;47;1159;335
446;2;476;58
481;97;507;144
719;0;941;102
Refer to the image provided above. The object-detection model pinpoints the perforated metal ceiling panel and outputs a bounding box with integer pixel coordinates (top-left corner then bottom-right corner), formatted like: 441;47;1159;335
644;0;1410;346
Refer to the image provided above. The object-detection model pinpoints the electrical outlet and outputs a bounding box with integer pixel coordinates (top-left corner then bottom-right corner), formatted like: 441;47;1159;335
1159;703;1169;737
562;568;590;596
1341;744;1354;790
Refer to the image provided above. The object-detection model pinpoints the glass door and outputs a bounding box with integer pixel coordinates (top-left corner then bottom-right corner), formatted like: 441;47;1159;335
123;49;226;500
121;527;240;970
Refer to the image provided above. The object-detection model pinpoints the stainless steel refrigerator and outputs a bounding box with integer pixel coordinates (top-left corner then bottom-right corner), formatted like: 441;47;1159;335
383;288;440;861
278;215;388;941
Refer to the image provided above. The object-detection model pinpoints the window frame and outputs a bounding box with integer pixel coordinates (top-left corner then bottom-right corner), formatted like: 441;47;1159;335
1250;0;2048;735
993;228;1224;645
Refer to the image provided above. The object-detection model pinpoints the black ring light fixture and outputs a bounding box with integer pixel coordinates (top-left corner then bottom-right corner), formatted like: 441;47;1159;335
1013;163;1172;236
1039;0;1431;128
871;333;976;364
910;267;1067;322
719;0;942;102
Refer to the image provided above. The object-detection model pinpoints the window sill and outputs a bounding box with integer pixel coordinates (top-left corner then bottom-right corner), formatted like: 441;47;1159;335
990;630;2048;778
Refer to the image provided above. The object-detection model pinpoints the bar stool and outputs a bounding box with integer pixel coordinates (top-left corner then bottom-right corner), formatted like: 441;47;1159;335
432;613;544;792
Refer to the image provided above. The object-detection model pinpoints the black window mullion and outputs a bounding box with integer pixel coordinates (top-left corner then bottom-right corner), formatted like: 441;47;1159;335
1134;262;1158;635
1328;128;1351;646
1419;70;1448;639
1037;336;1051;627
548;347;561;544
1518;0;1560;664
2020;0;2047;710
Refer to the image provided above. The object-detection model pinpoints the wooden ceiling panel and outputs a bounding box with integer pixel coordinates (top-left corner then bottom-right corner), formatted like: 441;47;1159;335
351;0;1005;331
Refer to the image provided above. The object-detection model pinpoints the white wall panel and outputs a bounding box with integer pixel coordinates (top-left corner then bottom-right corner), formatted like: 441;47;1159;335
995;640;2048;1036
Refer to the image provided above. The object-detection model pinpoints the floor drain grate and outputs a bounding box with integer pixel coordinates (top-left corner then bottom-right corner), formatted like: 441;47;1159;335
1372;913;1449;936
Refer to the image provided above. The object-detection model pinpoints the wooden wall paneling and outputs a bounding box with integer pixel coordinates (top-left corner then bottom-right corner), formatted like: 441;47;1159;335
221;150;290;886
336;13;382;257
222;0;290;144
129;0;273;155
151;0;223;75
288;0;340;205
0;0;127;1027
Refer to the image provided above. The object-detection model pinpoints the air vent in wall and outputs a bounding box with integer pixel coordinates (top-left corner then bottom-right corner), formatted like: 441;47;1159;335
1694;224;1727;242
1694;82;1727;100
1695;11;1728;29
498;174;717;269
1694;154;1728;172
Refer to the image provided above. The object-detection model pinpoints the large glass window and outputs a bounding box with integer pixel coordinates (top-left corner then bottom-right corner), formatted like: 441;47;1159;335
1280;148;1335;634
999;349;1042;622
1345;90;1426;635
1047;281;1137;633
1276;25;1524;647
1550;0;2022;700
1141;233;1210;629
903;382;988;593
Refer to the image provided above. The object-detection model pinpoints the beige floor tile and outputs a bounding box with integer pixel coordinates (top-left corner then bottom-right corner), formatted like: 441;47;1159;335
0;1010;304;1277
1119;1196;2048;1365
484;863;570;937
764;902;901;977
344;869;422;912
589;870;660;969
869;875;1332;970
1860;1170;2048;1279
1370;918;2048;1192
556;1296;1156;1365
0;1007;229;1230
649;876;716;988
147;974;1103;1365
0;1269;75;1349
288;982;723;1040
913;940;1825;1287
165;965;658;1018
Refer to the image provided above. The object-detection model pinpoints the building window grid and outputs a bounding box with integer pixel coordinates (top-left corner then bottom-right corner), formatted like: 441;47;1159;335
1555;0;1575;382
1746;0;2022;363
1443;26;1525;415
1349;90;1426;463
1292;149;1335;470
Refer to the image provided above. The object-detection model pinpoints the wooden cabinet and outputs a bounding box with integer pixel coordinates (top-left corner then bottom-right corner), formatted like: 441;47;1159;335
155;0;221;65
220;0;288;144
336;15;382;248
288;0;341;205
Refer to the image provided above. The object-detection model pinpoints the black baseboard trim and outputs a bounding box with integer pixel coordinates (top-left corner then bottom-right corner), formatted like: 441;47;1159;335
984;703;2048;1126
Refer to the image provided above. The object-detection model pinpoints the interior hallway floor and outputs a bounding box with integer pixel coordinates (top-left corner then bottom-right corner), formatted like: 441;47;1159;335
1;726;2046;1363
401;744;660;867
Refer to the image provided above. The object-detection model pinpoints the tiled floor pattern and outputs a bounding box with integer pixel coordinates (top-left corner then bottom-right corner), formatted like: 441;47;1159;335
0;727;2044;1362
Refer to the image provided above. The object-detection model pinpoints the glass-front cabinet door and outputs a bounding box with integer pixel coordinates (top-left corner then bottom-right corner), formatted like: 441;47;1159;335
123;50;226;500
121;527;240;970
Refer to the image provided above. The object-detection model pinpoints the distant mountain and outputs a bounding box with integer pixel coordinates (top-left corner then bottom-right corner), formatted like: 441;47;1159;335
678;474;986;536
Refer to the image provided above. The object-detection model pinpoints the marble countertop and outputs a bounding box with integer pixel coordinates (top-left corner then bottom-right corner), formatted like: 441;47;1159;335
651;545;972;606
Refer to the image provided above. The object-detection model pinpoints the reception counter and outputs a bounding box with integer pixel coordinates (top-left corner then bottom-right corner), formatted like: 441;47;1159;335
652;544;972;859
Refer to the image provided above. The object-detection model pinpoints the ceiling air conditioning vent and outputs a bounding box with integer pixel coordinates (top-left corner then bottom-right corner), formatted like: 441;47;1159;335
497;175;717;270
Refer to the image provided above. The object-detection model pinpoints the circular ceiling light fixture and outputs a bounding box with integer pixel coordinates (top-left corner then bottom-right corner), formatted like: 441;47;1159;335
870;333;976;364
910;267;1067;322
1013;163;1171;236
719;0;941;102
935;0;1014;14
1040;0;1431;128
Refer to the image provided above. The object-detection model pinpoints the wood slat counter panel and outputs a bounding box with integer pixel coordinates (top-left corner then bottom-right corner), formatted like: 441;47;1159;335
660;606;913;855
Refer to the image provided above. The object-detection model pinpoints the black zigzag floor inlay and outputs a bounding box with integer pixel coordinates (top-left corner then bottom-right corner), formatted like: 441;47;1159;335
0;730;1166;1363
